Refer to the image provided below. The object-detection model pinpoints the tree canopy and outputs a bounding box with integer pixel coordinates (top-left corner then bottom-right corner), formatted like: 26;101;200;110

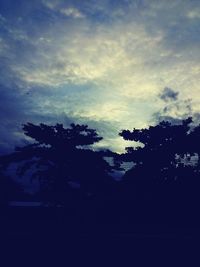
1;116;200;225
118;117;200;223
0;123;115;206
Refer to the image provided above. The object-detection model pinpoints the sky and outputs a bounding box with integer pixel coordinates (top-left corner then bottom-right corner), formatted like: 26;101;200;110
0;0;200;154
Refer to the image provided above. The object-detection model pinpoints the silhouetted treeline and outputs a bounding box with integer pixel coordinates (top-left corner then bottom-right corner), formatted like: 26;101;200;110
1;117;200;225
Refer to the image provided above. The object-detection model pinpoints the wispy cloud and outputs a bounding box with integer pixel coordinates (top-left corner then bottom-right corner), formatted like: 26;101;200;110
43;0;85;18
187;9;200;19
0;0;200;152
60;7;85;18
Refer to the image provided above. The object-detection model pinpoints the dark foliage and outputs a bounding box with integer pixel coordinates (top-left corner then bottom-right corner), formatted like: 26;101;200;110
1;117;200;227
118;117;200;224
0;123;116;207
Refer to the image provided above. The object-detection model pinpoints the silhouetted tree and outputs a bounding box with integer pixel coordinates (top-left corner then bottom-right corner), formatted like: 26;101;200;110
119;117;200;223
0;123;115;206
120;118;194;179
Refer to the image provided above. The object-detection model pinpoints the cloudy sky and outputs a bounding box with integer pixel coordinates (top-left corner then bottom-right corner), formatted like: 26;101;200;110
0;0;200;154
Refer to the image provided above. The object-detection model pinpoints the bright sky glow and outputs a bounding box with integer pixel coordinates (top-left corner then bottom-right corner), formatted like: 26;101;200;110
0;0;199;153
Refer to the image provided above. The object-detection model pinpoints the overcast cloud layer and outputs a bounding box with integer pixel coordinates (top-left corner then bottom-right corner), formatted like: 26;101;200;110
0;0;199;153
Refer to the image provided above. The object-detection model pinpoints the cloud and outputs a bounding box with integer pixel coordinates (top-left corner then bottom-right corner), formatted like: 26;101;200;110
153;95;194;125
0;84;31;154
187;9;200;19
3;0;198;100
43;0;85;19
159;87;179;102
60;7;85;18
0;0;200;152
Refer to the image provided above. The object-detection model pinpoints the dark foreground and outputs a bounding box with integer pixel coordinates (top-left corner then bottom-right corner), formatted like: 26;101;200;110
1;207;200;266
2;206;200;238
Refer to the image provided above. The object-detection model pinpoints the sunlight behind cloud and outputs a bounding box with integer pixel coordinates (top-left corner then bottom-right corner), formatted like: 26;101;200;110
0;0;200;152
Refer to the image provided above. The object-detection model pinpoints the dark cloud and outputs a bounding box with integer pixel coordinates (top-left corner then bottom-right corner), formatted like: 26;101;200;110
159;87;179;102
153;95;194;126
152;113;183;125
0;82;118;154
0;85;29;154
0;0;199;154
